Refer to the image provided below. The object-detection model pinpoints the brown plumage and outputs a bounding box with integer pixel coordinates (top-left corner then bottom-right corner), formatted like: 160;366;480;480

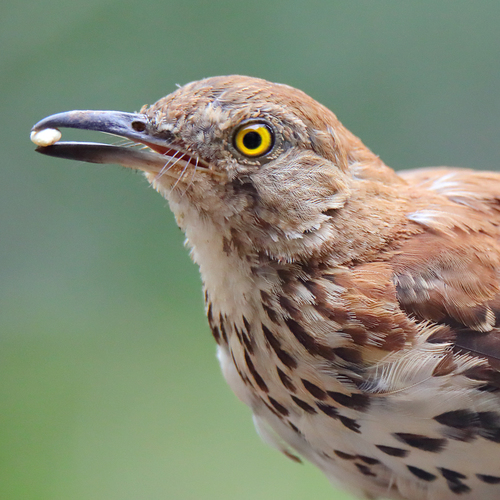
31;76;500;499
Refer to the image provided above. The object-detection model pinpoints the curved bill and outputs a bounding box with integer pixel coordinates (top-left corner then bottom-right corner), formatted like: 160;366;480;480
30;110;199;176
34;142;174;174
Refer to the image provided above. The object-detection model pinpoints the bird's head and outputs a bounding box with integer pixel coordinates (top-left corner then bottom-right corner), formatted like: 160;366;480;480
31;75;403;263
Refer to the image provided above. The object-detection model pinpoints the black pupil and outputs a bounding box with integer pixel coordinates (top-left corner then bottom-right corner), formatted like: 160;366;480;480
243;130;262;150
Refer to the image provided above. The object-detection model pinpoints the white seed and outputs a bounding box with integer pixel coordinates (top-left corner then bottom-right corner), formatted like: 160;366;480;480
30;128;62;147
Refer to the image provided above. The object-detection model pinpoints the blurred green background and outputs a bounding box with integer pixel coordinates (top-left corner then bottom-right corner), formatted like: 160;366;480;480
2;1;500;499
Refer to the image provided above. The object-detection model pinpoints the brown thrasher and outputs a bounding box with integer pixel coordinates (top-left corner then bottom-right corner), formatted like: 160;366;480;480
31;76;500;500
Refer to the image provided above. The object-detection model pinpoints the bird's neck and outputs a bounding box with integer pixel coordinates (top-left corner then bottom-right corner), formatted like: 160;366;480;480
164;180;422;418
166;176;416;331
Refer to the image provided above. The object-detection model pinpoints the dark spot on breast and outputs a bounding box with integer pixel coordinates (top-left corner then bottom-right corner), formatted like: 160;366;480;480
207;302;213;326
277;367;296;392
479;428;500;442
376;445;409;458
358;455;379;465
333;347;363;364
234;325;244;344
260;289;272;305
262;324;298;369
289;421;301;434
327;391;370;411
477;383;500;393
439;468;467;481
315;304;341;322
434;409;477;428
301;379;327;400
219;313;228;343
447;482;471;494
484;383;500;395
303;280;327;302
285;318;334;360
276;267;295;282
393;433;447;452
268;396;289;416
231;350;251;387
434;409;500;442
337;373;364;389
210;325;221;344
317;402;339;418
279;295;302;320
291;395;316;414
463;365;500;390
242;330;254;353
236;324;254;354
284;450;302;463
339;416;361;433
442;427;477;443
407;465;437;482
355;463;376;476
244;351;269;393
242;316;251;332
462;365;495;381
477;411;500;442
477;474;500;484
262;303;280;324
478;411;500;427
261;399;283;419
334;450;356;460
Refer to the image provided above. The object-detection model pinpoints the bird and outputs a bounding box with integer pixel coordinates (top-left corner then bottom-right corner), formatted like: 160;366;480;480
31;75;500;500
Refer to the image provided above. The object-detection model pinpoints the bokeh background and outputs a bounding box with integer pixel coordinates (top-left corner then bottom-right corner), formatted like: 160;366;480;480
2;1;500;499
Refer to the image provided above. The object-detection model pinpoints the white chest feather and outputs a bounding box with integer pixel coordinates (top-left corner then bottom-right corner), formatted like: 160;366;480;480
170;198;257;318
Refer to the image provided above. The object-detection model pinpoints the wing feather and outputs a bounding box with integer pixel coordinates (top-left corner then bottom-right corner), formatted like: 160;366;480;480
390;168;500;365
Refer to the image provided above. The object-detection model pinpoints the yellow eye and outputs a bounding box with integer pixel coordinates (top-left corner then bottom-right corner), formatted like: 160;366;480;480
234;122;274;157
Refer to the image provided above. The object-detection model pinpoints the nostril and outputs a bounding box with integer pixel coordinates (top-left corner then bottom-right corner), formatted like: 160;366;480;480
131;121;146;132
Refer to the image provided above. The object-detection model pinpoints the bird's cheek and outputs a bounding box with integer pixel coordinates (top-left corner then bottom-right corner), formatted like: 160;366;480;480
252;160;349;233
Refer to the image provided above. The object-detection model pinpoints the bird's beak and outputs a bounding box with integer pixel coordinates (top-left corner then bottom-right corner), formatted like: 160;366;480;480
30;110;195;175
